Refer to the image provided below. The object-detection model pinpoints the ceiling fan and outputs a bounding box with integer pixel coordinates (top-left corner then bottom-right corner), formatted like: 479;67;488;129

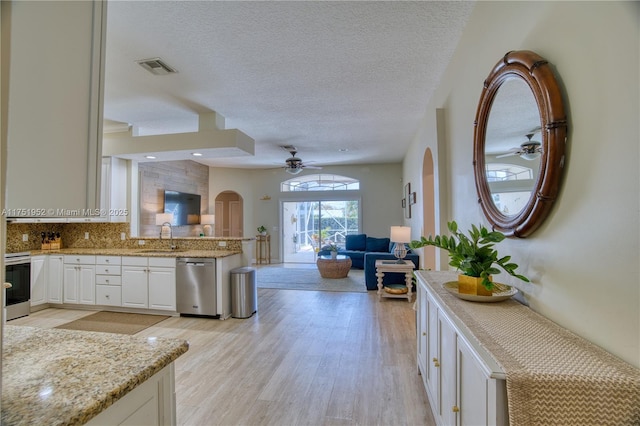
281;145;322;175
496;133;542;161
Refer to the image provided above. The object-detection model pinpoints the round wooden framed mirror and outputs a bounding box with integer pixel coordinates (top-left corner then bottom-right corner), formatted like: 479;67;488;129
473;50;567;237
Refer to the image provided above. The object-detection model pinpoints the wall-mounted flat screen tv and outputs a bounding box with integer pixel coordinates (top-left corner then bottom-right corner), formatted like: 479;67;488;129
163;190;201;225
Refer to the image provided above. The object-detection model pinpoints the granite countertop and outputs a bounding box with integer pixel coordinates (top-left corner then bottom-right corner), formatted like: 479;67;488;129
29;247;241;258
1;325;189;426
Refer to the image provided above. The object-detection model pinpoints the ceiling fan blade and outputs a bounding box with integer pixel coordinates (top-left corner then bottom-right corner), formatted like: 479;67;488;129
302;165;322;169
495;151;520;159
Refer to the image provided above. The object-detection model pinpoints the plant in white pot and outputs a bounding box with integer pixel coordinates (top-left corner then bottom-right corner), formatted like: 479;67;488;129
409;221;529;295
257;225;267;236
328;243;339;259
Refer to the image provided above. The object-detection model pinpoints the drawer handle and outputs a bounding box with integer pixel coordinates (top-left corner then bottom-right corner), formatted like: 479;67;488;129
432;357;440;367
452;406;460;413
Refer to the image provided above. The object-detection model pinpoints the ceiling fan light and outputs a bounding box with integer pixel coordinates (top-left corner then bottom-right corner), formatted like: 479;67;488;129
285;167;303;175
521;152;540;161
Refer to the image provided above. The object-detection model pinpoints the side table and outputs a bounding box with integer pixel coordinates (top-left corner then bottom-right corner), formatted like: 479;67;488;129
255;234;271;264
375;259;415;302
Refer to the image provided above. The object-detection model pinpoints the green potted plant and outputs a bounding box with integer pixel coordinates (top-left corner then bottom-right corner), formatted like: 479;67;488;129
328;243;339;258
257;225;267;236
409;221;529;295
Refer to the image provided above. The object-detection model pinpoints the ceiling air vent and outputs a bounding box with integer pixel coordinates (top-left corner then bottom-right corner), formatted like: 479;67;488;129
136;58;177;75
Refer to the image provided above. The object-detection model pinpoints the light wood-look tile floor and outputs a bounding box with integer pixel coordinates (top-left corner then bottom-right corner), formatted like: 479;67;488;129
9;289;435;426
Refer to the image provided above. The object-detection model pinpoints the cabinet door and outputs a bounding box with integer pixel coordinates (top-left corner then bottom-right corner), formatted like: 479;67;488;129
48;256;64;304
79;265;96;305
458;336;493;426
148;267;176;311
63;265;79;304
122;266;148;308
439;311;458;426
426;293;440;413
30;256;47;306
417;281;428;377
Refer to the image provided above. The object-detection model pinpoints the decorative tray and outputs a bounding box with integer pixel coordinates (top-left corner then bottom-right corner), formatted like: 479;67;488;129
442;281;517;303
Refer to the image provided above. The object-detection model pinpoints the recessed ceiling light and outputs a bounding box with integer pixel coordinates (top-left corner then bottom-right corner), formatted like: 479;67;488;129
339;148;349;152
191;152;203;157
145;155;156;159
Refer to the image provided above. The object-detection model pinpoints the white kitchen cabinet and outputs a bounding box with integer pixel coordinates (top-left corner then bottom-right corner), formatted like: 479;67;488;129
4;1;106;215
30;256;47;306
416;272;508;426
95;256;122;307
122;266;149;309
63;256;96;305
85;364;177;426
122;257;176;311
48;255;64;304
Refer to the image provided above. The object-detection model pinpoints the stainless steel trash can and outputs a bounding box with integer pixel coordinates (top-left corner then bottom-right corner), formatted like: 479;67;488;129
230;267;257;318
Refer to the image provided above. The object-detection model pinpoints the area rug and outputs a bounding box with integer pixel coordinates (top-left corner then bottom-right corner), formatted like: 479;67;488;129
257;266;367;293
55;311;170;335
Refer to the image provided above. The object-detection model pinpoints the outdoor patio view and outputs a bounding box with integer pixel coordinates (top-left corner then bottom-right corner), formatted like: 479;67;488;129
282;200;359;263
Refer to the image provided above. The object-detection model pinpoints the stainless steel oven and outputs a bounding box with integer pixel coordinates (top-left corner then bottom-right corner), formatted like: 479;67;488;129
5;252;31;321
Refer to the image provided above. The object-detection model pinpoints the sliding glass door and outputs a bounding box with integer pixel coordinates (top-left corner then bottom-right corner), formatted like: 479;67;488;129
282;200;359;263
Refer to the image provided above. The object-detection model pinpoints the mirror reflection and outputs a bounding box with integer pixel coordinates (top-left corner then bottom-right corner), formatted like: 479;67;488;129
484;78;541;217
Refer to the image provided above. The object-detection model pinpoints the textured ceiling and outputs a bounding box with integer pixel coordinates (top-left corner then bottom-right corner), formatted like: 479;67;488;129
103;1;475;169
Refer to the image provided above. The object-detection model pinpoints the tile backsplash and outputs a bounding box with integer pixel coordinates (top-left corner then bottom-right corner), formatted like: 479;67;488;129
6;222;243;253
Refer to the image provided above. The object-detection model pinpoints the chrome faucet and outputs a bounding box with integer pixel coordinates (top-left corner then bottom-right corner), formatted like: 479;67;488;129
159;222;177;250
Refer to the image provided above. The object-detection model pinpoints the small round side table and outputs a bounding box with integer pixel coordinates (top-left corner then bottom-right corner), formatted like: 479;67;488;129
316;255;352;279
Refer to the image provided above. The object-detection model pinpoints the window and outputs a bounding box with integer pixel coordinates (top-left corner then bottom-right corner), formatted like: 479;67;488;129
281;174;359;192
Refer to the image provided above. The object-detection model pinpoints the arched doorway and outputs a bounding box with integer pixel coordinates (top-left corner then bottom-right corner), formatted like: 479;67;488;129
421;148;436;270
214;191;244;237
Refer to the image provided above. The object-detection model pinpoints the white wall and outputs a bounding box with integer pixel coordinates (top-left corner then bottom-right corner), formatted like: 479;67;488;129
404;2;639;366
209;163;404;262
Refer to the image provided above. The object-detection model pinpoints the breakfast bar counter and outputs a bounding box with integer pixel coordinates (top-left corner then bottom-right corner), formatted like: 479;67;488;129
1;325;189;425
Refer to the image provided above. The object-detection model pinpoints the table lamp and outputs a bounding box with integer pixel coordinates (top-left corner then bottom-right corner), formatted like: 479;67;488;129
390;226;411;264
201;214;215;236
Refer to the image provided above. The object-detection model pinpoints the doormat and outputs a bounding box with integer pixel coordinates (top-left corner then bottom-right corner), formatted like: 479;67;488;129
55;311;170;335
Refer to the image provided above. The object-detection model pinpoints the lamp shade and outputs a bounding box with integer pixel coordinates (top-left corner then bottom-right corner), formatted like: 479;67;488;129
390;226;411;243
156;213;173;225
201;214;215;225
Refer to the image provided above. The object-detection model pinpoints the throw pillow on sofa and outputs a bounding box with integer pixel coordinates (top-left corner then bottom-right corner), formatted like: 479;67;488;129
366;237;391;253
345;234;367;251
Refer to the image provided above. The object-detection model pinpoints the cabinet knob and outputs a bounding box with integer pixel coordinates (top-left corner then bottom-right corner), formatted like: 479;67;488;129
422;332;426;336
452;406;460;413
105;295;110;299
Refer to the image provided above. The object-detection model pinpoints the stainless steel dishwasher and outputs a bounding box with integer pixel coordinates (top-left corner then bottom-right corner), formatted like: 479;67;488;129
176;258;217;317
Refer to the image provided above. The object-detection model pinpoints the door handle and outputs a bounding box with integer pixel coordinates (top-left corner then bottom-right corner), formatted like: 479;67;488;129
3;282;12;289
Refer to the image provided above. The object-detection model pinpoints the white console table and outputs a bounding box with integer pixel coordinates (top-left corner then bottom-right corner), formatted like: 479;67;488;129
415;270;640;426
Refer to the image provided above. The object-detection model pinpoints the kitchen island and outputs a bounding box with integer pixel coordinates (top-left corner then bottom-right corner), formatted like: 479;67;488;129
2;325;189;425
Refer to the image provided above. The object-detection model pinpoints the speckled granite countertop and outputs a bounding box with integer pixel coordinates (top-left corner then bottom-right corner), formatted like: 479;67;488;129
29;247;241;258
1;325;189;426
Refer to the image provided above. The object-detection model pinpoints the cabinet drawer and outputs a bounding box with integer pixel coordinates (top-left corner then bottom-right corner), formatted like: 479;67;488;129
149;257;176;268
96;285;122;306
64;255;96;265
96;275;121;285
96;256;121;265
95;266;121;276
122;256;148;266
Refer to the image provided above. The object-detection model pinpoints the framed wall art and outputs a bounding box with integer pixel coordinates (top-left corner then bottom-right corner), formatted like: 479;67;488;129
404;182;411;218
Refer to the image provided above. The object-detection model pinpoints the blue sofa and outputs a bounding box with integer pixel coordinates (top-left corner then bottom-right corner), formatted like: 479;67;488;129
318;233;419;290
